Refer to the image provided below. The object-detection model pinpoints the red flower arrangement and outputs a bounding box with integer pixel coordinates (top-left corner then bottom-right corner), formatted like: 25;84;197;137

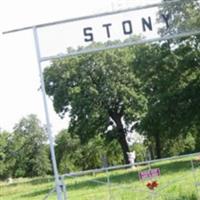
146;180;158;190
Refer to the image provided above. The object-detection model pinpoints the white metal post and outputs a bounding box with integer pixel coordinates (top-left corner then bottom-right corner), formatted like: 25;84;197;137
33;27;64;200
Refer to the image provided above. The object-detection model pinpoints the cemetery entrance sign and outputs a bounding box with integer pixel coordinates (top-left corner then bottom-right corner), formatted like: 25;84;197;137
4;0;200;61
3;0;200;200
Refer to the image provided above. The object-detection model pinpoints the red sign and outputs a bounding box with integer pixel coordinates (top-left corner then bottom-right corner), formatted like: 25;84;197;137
139;168;160;180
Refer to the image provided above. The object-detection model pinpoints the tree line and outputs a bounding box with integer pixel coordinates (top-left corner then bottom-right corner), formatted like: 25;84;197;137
0;114;124;179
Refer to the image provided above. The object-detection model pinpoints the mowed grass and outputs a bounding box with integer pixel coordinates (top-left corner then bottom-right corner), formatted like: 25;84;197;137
1;155;200;200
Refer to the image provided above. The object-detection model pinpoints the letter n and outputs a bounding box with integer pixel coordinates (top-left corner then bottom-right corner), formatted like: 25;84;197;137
142;17;153;32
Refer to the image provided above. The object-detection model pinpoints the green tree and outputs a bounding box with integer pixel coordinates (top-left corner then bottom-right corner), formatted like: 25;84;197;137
79;134;123;170
12;114;51;177
162;132;196;157
158;0;200;36
55;129;81;173
0;131;15;179
44;48;147;164
133;43;173;158
55;129;123;172
133;37;200;158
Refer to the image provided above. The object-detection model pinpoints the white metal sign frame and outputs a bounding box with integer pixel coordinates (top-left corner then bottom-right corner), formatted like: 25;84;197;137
2;0;200;200
3;0;200;62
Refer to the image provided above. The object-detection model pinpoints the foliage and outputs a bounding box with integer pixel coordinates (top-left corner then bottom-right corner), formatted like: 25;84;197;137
131;143;147;162
45;36;200;161
105;139;124;166
44;47;147;164
133;36;200;158
55;130;123;173
130;0;200;159
80;135;123;170
11;114;51;177
162;132;197;157
0;131;14;179
55;129;81;173
158;0;200;37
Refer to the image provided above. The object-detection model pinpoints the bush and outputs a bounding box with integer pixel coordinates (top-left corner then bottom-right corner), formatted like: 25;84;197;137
131;143;147;162
162;133;196;157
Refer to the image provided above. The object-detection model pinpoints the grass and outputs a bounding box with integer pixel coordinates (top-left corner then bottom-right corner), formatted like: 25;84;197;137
1;155;200;200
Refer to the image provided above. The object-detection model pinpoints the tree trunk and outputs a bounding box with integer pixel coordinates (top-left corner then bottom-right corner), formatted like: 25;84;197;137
117;131;130;164
155;133;161;159
109;111;130;164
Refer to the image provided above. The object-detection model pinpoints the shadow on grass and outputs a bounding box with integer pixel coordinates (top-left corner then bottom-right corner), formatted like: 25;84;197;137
66;168;146;191
0;176;54;188
165;193;198;200
29;177;54;185
20;188;53;198
152;159;192;175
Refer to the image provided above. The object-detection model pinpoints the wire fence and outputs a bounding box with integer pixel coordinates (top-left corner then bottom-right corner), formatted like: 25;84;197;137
50;152;200;200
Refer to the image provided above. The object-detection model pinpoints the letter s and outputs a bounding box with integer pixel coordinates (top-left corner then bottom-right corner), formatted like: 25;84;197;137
83;27;93;42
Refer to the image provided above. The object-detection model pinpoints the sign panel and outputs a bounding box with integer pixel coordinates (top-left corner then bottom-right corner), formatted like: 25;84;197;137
4;0;199;61
35;0;200;61
139;168;161;180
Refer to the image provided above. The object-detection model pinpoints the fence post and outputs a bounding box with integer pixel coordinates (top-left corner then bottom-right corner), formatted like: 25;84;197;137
191;159;200;199
60;176;67;200
105;167;112;200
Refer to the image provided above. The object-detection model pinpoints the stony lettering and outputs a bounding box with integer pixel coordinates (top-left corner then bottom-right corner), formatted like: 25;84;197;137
83;14;171;42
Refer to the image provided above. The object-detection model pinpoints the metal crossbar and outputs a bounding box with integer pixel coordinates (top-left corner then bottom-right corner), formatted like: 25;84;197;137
40;29;200;61
2;0;183;35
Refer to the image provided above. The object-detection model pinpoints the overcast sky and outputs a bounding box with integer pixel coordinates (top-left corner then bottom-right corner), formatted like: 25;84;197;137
0;0;158;134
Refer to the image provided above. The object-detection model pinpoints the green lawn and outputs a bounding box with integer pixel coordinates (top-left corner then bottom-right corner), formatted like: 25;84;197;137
1;155;200;200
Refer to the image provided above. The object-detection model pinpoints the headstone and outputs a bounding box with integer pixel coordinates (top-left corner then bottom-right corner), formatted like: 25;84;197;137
101;155;108;168
127;151;136;165
7;177;13;184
